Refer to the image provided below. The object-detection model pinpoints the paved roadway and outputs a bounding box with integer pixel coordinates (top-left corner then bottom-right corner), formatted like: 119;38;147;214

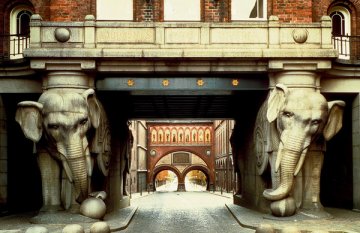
120;192;255;233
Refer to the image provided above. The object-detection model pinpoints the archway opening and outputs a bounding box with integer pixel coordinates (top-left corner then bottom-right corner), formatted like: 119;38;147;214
155;170;178;192
185;170;207;191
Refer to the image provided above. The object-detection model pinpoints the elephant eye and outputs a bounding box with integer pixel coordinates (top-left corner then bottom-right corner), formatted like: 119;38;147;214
79;118;88;126
283;111;294;118
311;119;321;125
48;124;59;130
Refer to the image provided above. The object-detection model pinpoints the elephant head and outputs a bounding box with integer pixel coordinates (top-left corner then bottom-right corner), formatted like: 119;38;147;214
263;84;345;201
15;89;101;203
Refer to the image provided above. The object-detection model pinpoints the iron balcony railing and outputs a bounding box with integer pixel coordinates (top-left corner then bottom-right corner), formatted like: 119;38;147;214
0;34;30;62
333;35;360;61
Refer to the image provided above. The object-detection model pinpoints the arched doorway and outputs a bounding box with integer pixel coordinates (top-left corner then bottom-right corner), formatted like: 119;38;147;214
155;170;179;192
152;165;182;192
184;170;207;191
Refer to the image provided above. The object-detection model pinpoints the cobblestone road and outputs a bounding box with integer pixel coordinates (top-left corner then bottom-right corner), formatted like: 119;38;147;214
120;191;254;233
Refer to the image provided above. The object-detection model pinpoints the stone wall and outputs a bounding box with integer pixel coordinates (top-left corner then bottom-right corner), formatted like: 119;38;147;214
353;94;360;210
0;96;7;209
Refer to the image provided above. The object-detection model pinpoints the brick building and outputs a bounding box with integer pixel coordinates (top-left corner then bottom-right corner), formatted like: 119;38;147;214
147;121;214;191
0;0;359;215
214;120;235;193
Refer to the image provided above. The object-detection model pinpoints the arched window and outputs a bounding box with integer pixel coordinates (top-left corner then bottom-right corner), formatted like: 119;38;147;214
171;129;177;143
198;128;204;143
231;0;266;20
10;7;32;35
205;128;211;142
191;129;197;143
185;128;191;143
178;128;184;143
331;11;344;36
329;6;351;59
165;129;171;142
151;129;157;143
158;129;164;143
17;10;31;35
329;6;351;36
10;6;32;59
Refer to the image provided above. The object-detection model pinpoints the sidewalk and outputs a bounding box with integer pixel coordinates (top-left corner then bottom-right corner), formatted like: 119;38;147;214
209;191;360;232
0;192;155;232
0;199;139;233
209;190;234;199
226;203;360;233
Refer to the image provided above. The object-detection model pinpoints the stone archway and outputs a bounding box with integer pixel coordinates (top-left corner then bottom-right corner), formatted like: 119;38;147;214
183;165;211;191
152;165;183;191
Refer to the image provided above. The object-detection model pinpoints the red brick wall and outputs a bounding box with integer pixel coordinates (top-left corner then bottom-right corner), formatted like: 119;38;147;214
204;0;229;22
312;0;360;35
49;0;92;21
271;0;313;22
2;0;360;31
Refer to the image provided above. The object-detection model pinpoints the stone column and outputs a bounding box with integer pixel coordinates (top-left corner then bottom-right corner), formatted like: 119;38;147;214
269;71;320;91
0;95;7;209
352;94;360;210
42;71;94;91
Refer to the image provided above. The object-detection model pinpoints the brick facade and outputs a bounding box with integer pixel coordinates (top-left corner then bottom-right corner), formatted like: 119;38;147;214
147;122;215;191
272;0;313;22
1;0;360;25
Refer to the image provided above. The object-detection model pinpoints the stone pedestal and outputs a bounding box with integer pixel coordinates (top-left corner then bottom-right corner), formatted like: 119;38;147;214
117;196;130;209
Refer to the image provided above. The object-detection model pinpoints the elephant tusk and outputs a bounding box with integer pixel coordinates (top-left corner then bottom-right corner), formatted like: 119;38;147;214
84;138;93;177
62;160;74;183
275;142;284;173
294;147;308;176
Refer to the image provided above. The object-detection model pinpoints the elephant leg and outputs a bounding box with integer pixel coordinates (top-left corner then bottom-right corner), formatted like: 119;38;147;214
301;150;324;211
123;170;129;196
37;151;62;211
119;157;126;199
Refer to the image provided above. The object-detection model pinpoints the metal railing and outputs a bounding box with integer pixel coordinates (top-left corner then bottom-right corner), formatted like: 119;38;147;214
333;35;360;61
0;34;29;62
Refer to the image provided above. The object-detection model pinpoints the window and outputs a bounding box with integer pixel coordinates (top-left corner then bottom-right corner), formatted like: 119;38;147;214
331;11;344;36
329;7;350;36
96;0;133;20
164;0;201;21
329;6;351;59
231;0;266;20
10;6;32;59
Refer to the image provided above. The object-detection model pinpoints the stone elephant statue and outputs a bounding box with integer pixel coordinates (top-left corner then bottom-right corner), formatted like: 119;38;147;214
15;88;111;212
255;84;345;217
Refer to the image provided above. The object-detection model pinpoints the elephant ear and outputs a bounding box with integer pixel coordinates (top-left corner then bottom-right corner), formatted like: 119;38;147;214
266;83;289;123
15;101;43;142
83;89;101;128
323;100;346;141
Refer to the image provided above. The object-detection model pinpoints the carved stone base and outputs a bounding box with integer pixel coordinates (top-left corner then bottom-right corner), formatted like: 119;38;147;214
117;196;130;209
270;197;296;217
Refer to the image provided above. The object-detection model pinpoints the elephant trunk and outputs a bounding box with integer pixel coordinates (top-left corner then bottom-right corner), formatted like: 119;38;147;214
263;133;306;201
66;143;88;203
